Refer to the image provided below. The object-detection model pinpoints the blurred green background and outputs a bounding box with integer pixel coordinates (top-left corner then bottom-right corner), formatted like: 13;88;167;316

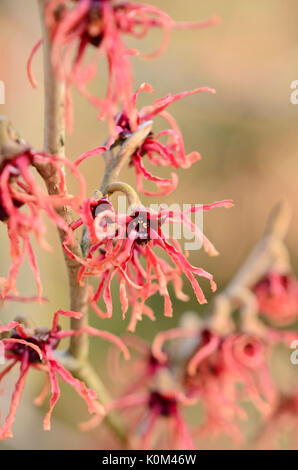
0;0;298;449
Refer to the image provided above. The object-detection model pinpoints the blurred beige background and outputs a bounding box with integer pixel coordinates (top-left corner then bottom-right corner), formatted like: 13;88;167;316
0;0;298;449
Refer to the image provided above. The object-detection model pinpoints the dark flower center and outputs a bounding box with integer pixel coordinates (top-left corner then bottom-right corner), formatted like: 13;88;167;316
85;2;105;47
244;343;255;357
208;362;223;376
148;391;177;417
9;328;60;364
113;112;133;144
201;328;212;345
0;191;23;221
127;210;160;245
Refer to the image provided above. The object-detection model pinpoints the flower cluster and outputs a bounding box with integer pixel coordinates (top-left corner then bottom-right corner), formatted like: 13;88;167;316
94;334;196;449
80;83;216;196
28;0;218;130
0;135;85;301
0;0;231;446
100;316;297;449
0;0;295;451
0;309;129;439
63;195;232;330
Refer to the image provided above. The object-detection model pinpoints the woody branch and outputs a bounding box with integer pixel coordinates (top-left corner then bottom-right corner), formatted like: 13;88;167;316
35;0;134;444
210;200;291;335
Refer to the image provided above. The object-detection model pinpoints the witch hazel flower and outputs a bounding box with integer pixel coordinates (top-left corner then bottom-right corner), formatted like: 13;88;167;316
153;328;280;444
103;366;196;450
110;390;195;450
0;311;97;439
112;83;216;196
79;333;168;432
0;124;85;301
252;271;298;327
63;193;232;330
28;0;219;130
0;310;129;439
80;83;216;196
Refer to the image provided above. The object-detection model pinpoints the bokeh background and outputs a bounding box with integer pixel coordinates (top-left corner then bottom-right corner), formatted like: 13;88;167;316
0;0;297;449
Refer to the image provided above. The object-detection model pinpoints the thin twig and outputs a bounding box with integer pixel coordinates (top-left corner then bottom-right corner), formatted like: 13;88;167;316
37;0;89;361
104;182;141;207
100;120;152;192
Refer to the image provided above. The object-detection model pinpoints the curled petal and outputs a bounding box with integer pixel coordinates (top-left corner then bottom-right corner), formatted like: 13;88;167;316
0;355;30;440
43;362;60;431
2;338;43;361
75;146;106;167
74;325;130;361
27;39;43;88
141;87;216;121
152;328;198;364
187;335;220;376
51;309;83;334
